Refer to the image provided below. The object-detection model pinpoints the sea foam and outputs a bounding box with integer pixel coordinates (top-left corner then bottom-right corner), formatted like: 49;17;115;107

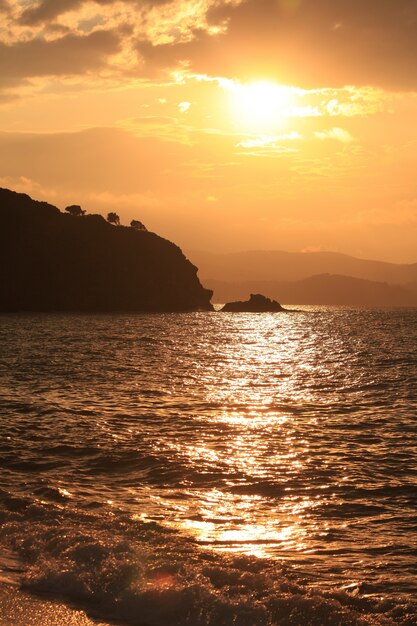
1;497;415;626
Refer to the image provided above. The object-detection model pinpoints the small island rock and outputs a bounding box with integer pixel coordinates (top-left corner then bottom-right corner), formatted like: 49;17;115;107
221;293;286;312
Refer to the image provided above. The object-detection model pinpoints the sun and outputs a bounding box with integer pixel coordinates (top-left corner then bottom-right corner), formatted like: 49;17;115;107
228;80;296;131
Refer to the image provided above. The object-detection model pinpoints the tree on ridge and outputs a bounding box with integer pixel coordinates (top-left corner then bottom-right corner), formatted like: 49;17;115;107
65;205;85;217
107;212;120;225
130;219;147;231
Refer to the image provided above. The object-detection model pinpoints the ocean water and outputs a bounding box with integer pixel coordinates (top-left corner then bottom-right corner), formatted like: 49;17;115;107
0;308;416;625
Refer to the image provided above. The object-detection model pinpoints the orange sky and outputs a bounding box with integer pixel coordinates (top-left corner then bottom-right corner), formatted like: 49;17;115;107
1;0;416;262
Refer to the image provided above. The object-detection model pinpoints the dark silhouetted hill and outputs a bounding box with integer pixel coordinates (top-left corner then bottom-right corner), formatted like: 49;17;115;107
206;275;417;306
0;188;213;312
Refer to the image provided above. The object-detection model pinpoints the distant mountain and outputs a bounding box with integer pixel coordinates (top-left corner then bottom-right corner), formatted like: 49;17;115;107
0;188;213;312
189;250;417;285
206;275;417;306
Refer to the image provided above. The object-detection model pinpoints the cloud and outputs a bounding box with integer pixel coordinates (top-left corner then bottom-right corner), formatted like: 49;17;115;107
315;127;355;143
0;1;234;91
137;28;219;77
0;174;58;199
88;189;162;209
17;0;190;26
3;0;417;92
18;0;84;26
0;127;193;194
0;29;121;79
236;131;302;149
178;101;191;112
139;0;417;90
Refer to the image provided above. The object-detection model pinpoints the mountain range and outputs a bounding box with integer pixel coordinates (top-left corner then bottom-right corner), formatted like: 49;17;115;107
188;250;417;305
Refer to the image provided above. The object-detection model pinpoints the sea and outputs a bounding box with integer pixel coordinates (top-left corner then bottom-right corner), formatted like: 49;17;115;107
0;308;416;625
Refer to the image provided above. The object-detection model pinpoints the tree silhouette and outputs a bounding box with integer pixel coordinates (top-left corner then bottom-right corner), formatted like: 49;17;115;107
107;212;120;225
130;219;147;232
65;205;85;217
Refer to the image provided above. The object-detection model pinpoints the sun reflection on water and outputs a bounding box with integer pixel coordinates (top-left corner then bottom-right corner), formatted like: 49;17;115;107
212;409;289;428
2;310;416;598
153;395;317;557
125;315;360;563
178;487;311;559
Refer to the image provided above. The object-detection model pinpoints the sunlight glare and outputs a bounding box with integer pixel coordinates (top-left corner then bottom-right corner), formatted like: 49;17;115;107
229;81;296;131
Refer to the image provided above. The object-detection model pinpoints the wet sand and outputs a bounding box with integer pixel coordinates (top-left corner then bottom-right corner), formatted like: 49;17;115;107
0;583;110;626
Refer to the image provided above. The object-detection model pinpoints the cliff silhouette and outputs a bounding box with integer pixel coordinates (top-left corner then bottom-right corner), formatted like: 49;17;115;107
0;188;213;312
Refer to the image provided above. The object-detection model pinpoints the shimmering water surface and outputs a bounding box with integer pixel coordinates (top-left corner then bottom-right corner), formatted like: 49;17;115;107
0;309;416;625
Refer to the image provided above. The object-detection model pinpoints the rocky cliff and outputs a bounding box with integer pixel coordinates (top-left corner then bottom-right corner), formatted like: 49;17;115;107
0;188;213;312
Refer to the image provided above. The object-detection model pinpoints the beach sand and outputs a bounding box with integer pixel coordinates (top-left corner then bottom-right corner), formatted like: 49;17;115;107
0;583;111;626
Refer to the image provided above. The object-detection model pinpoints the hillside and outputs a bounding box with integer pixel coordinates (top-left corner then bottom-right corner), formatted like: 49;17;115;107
206;275;417;306
0;189;213;312
189;250;417;285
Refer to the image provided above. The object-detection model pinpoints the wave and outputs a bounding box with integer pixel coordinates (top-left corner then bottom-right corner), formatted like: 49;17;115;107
0;496;415;626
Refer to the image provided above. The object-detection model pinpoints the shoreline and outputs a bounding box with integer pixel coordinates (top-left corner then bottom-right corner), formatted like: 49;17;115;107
0;583;111;626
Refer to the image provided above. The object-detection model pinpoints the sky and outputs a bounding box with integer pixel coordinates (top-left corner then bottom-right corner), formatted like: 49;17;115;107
1;0;417;262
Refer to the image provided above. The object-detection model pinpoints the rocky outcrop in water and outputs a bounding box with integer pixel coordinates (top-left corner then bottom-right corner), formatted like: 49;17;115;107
0;188;213;312
221;293;285;312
